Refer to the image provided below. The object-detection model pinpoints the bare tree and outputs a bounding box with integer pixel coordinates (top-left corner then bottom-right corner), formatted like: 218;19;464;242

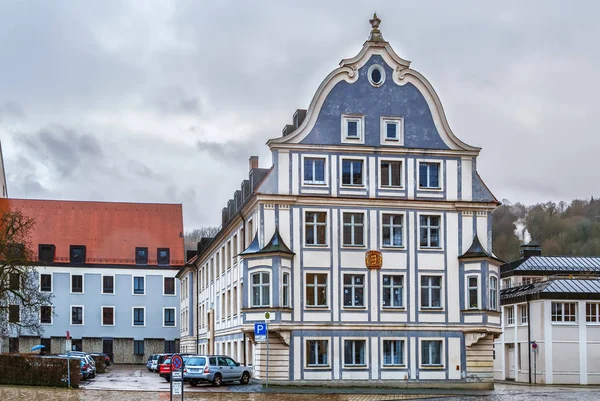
184;227;220;250
0;210;53;344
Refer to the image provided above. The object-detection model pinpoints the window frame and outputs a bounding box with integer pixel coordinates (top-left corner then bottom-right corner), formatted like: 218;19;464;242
381;338;406;367
418;213;443;250
343;338;368;368
419;275;444;310
70;305;84;326
380;117;404;145
301;155;328;186
368;64;386;87
101;274;115;295
157;248;170;266
133;340;145;356
8;304;20;323
505;306;515;326
551;302;577;324
305;338;330;368
466;274;480;310
69;245;86;264
250;270;271;308
305;272;328;308
132;306;146;327
101;306;115;327
382;274;405;309
304;210;328;247
519;304;528;325
586;302;600;324
163;277;176;296
133;275;145;296
135;247;149;265
341;115;365;144
419;338;445;368
343;273;366;308
342;211;366;247
282;272;290;308
40;305;53;325
378;158;404;189
39;273;53;293
489;276;498;310
381;212;406;248
340;158;366;187
417;160;444;191
163;307;176;328
70;273;84;294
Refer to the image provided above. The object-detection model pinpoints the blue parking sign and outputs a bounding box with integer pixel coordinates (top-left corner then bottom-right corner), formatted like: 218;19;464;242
255;322;267;342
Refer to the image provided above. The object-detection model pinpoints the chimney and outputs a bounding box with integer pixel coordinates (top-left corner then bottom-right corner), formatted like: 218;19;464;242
519;244;542;260
293;109;307;129
282;124;295;137
249;156;259;171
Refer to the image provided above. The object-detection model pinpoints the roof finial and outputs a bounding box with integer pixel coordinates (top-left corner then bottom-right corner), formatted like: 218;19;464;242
368;12;384;42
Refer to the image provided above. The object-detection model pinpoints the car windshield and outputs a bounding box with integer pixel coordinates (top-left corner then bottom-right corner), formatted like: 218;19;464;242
186;357;206;366
164;359;171;364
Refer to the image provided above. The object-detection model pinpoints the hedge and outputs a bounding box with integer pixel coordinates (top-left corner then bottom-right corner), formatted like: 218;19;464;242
0;354;81;387
92;355;106;374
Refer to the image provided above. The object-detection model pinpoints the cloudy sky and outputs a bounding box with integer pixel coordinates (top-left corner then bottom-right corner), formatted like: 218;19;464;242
0;1;598;230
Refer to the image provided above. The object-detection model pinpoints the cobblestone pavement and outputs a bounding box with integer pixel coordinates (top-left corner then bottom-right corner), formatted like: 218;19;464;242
2;365;600;401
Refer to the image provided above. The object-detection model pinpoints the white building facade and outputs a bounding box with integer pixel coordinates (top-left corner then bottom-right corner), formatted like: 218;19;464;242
183;15;501;388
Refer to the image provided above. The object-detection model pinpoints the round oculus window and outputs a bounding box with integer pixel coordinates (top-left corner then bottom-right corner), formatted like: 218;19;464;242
368;64;385;87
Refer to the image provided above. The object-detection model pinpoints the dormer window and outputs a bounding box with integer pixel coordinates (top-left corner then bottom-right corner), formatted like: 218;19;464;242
136;247;148;265
70;245;86;264
39;244;55;264
158;248;170;265
341;116;364;144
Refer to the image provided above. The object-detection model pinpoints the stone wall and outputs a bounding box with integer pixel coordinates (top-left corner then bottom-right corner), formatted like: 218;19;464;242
465;333;495;387
144;339;164;364
1;338;8;353
51;337;67;355
18;336;40;353
253;332;289;381
113;338;134;364
82;337;103;353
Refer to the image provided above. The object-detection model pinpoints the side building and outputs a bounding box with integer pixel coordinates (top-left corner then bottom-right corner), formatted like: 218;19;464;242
181;15;501;388
1;198;184;363
494;244;600;385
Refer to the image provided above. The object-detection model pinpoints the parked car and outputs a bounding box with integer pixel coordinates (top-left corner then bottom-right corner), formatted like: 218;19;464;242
90;352;111;366
157;353;172;369
159;358;172;381
66;351;96;378
59;354;94;380
146;354;157;372
183;355;251;387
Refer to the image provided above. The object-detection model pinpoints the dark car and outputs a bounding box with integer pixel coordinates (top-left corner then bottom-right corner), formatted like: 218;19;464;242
90;352;111;367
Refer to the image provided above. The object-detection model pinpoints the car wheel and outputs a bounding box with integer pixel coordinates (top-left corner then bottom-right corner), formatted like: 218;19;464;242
240;372;250;385
212;374;222;387
189;380;198;387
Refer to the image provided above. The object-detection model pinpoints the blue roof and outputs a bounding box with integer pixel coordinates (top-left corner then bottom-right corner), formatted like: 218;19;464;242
501;279;600;304
514;256;600;272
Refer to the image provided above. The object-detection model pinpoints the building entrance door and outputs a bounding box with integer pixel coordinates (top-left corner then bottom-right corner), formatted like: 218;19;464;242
103;339;114;362
506;344;515;380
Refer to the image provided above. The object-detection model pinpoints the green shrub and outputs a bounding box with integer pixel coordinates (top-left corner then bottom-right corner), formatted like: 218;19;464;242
0;354;81;388
92;355;106;373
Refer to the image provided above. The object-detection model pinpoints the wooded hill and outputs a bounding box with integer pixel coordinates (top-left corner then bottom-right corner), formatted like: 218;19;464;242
492;197;600;263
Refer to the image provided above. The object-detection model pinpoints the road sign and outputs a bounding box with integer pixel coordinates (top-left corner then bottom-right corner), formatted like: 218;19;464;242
172;371;182;380
255;322;267;342
171;354;183;371
172;380;182;395
65;339;72;352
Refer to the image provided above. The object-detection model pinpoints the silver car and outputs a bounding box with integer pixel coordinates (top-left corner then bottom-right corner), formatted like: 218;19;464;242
183;355;251;387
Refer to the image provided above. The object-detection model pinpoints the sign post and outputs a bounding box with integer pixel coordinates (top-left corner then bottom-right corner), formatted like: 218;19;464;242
531;341;538;384
170;354;184;401
66;331;72;389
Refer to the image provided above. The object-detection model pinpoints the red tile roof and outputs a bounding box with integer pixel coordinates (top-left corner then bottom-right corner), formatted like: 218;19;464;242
0;198;185;266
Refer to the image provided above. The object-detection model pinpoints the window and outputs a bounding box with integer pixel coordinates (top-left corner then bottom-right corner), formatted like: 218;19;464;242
519;304;528;324
164;341;176;353
8;305;19;323
164;277;175;295
282;273;290;307
304;158;326;184
505;306;515;325
305;212;327;246
419;162;440;189
383;340;404;366
343;274;364;307
343;213;364;246
157;248;170;265
133;307;145;326
343;117;362;140
420;276;442;308
344;340;366;366
368;64;385;86
135;247;148;265
385;121;398;139
38;244;55;263
9;273;20;290
133;276;145;295
382;275;403;308
71;275;83;293
70;245;86;264
102;307;114;326
467;276;478;309
134;340;144;355
382;214;403;247
251;272;270;307
551;302;577;323
421;340;443;366
164;308;175;327
40;306;52;324
489;276;498;310
419;215;441;248
71;306;83;325
341;160;363;186
380;161;402;187
306;340;328;367
586;303;600;323
40;274;52;292
306;273;327;307
502;278;512;289
102;276;114;294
